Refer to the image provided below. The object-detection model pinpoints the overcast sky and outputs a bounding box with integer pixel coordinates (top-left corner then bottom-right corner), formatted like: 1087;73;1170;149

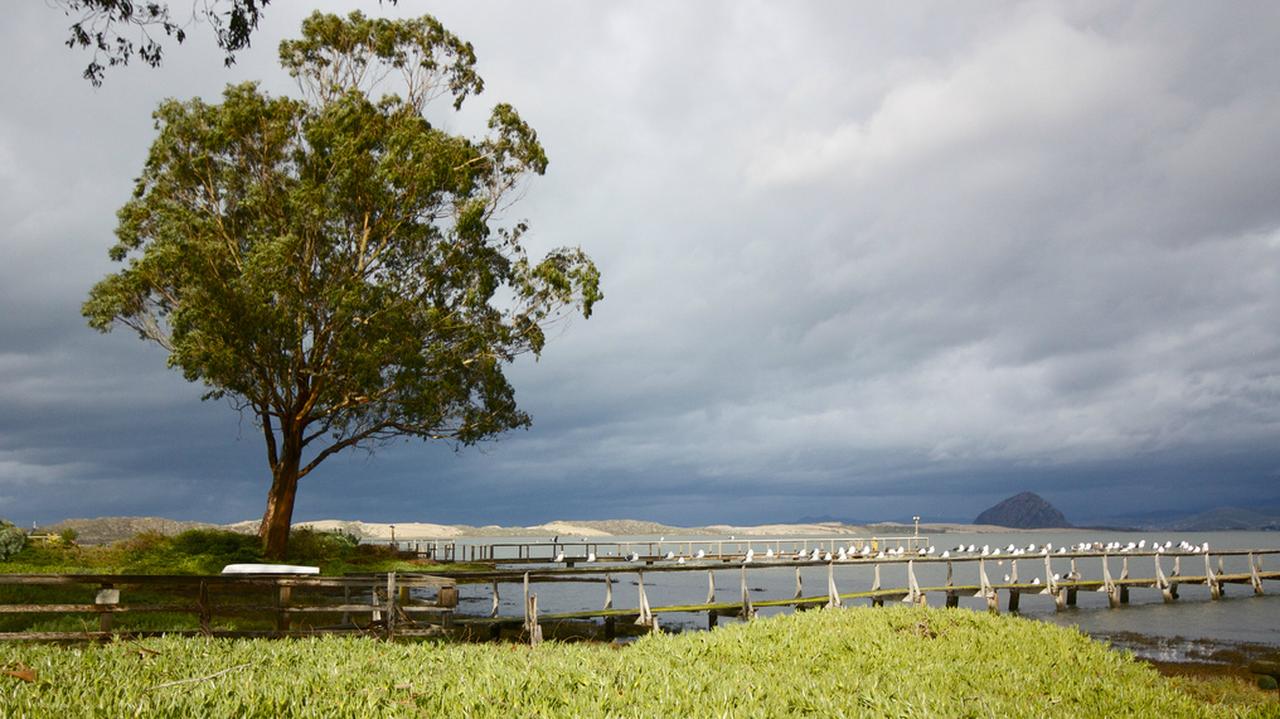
2;1;1279;528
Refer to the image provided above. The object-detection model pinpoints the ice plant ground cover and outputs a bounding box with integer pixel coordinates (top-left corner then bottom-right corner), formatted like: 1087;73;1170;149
2;607;1276;718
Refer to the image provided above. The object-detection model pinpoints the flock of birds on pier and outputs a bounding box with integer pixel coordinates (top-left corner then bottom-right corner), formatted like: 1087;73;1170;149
548;538;1214;565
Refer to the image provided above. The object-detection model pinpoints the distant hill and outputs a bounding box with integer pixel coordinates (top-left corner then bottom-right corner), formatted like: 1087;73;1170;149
1168;507;1280;532
975;492;1071;529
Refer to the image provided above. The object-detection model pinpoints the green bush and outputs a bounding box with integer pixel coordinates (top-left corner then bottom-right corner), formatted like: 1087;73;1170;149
170;529;262;561
0;519;25;560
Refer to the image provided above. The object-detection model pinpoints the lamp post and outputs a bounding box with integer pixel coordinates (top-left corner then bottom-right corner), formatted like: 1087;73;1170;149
912;515;921;537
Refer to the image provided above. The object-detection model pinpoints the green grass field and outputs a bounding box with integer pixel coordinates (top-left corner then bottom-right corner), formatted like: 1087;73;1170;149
2;607;1277;718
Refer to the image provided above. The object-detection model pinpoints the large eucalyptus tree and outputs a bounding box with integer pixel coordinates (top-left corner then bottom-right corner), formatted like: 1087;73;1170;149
84;11;601;558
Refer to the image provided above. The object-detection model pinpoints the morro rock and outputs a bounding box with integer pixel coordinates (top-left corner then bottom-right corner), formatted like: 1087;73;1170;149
975;492;1071;529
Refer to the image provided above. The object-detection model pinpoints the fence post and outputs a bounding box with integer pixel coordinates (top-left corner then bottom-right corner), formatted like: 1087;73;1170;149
739;565;754;620
826;562;842;608
276;582;292;632
95;583;118;634
386;572;397;637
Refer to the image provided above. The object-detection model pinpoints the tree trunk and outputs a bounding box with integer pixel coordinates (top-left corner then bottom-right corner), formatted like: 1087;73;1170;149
259;433;303;560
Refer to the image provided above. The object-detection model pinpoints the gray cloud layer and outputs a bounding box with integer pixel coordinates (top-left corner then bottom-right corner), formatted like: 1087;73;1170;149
2;2;1279;527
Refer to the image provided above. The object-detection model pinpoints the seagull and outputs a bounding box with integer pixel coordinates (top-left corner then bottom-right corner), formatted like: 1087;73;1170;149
744;549;755;564
941;550;950;559
766;548;776;559
1031;578;1041;585
836;548;848;561
628;552;640;562
861;546;872;557
1053;573;1061;581
1057;547;1068;555
1003;574;1011;583
823;551;833;562
677;556;686;564
553;551;565;563
1027;543;1037;553
695;549;706;559
664;551;676;561
981;545;991;556
810;548;822;561
586;552;597;563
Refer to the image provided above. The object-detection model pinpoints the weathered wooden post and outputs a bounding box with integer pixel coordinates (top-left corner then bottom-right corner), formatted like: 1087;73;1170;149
277;581;292;632
1007;559;1021;613
1119;557;1130;605
95;582;118;634
1102;554;1120;609
1170;555;1181;599
1066;558;1079;607
907;560;924;606
385;572;397;637
1250;553;1265;595
739;565;755;620
979;559;998;613
871;563;884;607
635;571;656;630
198;580;212;635
826;562;842;608
945;561;959;608
342;584;352;626
1205;552;1221;600
1155;554;1174;603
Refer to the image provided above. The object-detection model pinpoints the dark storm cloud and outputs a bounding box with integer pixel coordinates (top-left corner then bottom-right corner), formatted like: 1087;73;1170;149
2;2;1279;528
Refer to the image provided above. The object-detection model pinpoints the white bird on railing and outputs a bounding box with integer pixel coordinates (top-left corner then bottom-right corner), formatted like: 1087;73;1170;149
587;552;597;562
744;549;755;564
1138;540;1146;550
941;550;950;559
861;546;872;557
990;548;1000;558
823;551;833;562
1057;547;1068;555
1031;578;1041;585
1053;573;1061;581
554;551;565;563
981;545;991;556
628;552;640;562
1006;544;1016;553
695;549;706;559
1027;543;1037;553
837;547;848;561
966;544;976;553
664;551;676;561
677;556;686;564
810;548;822;561
766;548;776;559
954;544;966;553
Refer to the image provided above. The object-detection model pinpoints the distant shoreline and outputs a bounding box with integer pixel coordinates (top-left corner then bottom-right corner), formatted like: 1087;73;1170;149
42;515;1104;545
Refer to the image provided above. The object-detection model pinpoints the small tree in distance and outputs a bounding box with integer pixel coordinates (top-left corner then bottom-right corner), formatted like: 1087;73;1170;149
84;11;602;559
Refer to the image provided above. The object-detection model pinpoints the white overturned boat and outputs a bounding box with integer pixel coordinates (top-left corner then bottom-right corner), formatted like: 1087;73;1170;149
220;563;320;575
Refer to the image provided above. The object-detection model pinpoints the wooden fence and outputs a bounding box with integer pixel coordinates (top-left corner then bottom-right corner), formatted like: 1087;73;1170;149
0;572;456;641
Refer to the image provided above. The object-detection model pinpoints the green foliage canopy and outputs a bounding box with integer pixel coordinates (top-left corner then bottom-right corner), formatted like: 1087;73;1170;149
83;12;600;552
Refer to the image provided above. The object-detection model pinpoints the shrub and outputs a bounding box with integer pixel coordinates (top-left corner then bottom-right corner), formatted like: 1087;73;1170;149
0;519;26;560
170;529;262;562
58;527;79;544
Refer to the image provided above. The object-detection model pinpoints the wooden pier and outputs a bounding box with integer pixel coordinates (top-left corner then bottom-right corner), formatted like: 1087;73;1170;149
433;546;1280;643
